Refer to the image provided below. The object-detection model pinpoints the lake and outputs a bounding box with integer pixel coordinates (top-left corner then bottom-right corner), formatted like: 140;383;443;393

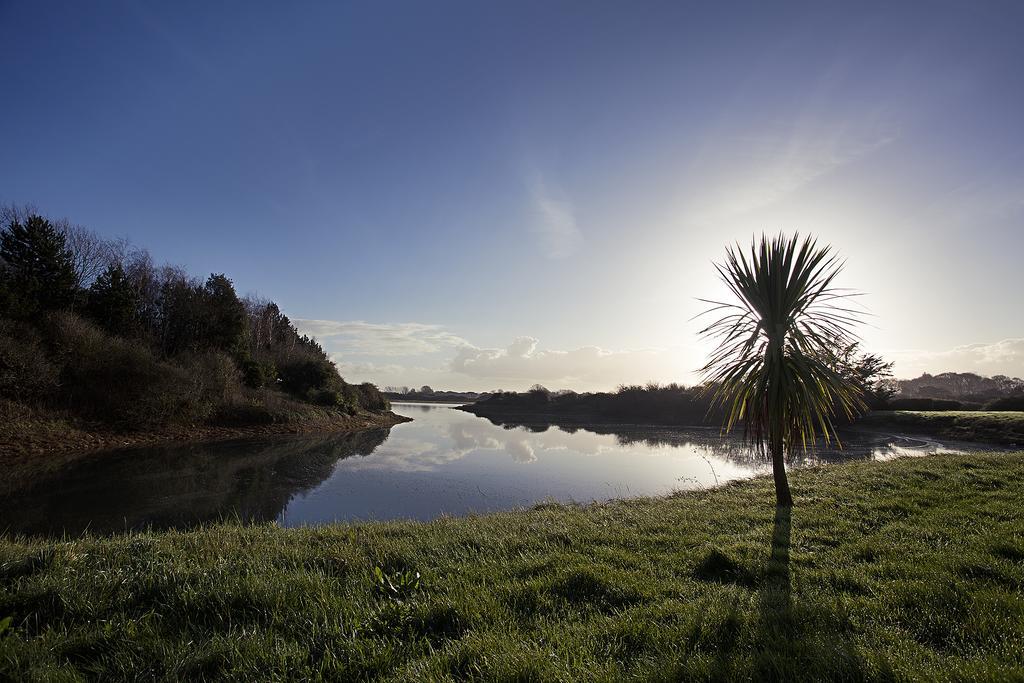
1;402;969;536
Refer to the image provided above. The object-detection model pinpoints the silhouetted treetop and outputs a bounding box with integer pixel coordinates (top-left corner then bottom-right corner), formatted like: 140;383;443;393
0;213;79;317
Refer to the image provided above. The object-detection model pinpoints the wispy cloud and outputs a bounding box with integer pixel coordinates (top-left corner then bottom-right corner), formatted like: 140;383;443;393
294;319;468;356
929;176;1024;225
529;173;583;259
687;116;900;222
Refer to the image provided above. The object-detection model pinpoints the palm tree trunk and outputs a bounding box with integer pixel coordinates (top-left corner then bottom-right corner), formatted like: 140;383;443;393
770;442;793;507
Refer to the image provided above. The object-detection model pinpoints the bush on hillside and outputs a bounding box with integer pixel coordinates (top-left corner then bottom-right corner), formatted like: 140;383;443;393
278;356;339;396
0;318;59;399
45;313;240;429
356;382;389;411
887;397;964;411
239;355;278;389
985;395;1024;411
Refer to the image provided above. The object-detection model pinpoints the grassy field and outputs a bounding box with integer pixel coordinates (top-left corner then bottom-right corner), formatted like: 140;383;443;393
858;410;1024;446
2;453;1023;681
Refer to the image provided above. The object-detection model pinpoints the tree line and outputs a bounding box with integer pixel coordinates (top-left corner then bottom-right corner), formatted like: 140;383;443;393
892;372;1024;410
471;360;1024;420
0;205;387;430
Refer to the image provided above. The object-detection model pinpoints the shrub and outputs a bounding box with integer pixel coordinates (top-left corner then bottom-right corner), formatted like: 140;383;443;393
888;398;964;411
240;357;277;389
356;382;389;411
68;343;200;428
214;399;278;426
341;383;361;414
214;389;315;426
44;313;227;429
311;388;344;407
0;317;59;399
177;350;242;406
985;395;1024;411
279;356;338;396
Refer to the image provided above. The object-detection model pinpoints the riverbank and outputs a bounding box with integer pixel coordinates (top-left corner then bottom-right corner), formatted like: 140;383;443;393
2;451;1022;680
857;410;1024;447
0;400;409;482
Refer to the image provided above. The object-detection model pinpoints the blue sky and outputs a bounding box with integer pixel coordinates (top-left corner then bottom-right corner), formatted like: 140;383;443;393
2;1;1022;390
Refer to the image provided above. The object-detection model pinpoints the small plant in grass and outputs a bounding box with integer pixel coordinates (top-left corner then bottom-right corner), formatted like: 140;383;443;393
0;616;12;638
373;565;422;602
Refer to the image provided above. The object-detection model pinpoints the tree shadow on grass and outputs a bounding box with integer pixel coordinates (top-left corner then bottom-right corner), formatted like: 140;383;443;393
753;505;868;681
696;509;793;680
755;505;814;681
760;505;793;637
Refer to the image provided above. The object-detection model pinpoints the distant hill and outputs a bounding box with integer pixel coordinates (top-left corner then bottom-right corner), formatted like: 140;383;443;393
893;372;1024;410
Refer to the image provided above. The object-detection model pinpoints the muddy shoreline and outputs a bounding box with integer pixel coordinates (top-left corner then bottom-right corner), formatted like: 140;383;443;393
0;409;411;484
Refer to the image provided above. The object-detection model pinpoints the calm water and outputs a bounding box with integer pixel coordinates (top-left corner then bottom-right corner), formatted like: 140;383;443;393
2;402;968;536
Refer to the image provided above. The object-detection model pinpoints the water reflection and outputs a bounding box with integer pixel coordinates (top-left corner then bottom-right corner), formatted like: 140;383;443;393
0;429;389;536
472;412;960;467
1;402;967;537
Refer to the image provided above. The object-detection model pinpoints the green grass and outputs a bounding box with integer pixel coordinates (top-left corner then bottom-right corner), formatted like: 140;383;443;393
2;453;1024;681
860;410;1024;446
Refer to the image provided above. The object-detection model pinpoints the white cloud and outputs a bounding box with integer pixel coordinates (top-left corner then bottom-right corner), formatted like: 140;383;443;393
331;359;406;377
883;338;1024;379
299;317;693;390
530;173;582;259
341;419;632;473
294;319;468;356
299;315;1022;391
450;337;686;389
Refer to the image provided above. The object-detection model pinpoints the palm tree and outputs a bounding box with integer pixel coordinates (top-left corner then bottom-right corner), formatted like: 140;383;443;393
698;233;865;507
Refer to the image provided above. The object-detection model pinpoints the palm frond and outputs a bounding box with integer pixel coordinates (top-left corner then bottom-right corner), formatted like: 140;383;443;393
699;233;865;459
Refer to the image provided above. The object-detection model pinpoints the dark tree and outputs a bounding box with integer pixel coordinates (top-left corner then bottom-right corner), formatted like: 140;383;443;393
157;276;204;356
527;384;551;403
86;264;140;337
279;356;338;396
0;214;79;317
61;221;114;286
832;343;897;410
202;274;246;352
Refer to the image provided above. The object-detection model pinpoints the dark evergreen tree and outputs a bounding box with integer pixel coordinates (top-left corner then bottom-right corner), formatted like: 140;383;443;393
202;273;246;352
157;277;204;356
0;214;79;317
86;264;140;337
